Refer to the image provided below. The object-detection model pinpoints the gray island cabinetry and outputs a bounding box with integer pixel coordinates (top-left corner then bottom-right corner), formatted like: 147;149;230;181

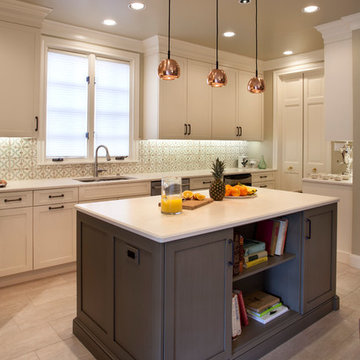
73;189;338;360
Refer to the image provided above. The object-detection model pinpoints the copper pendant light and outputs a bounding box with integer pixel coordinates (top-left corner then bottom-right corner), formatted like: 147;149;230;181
207;0;227;87
158;0;180;80
248;0;265;94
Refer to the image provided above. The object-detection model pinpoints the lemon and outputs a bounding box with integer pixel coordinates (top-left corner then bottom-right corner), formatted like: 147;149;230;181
182;190;193;199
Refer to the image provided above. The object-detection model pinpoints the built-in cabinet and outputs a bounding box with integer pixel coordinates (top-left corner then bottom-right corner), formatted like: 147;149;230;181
0;21;39;137
144;52;264;140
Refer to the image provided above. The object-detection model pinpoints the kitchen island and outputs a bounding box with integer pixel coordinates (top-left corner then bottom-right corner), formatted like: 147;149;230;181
73;188;339;360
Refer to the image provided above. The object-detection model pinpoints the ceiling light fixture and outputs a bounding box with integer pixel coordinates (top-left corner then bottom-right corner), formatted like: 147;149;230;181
248;0;265;94
302;5;320;13
223;31;235;38
103;19;116;26
128;1;145;11
283;50;293;55
207;0;227;88
239;0;251;4
158;0;180;80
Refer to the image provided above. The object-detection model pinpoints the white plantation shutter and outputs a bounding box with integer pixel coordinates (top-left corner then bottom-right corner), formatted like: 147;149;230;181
94;58;130;157
46;51;88;158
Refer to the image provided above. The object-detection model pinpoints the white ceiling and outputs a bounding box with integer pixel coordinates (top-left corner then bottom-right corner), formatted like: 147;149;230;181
20;0;360;60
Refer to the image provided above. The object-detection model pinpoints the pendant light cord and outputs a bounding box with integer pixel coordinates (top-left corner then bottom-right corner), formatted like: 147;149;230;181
216;0;219;69
255;0;258;77
168;0;171;59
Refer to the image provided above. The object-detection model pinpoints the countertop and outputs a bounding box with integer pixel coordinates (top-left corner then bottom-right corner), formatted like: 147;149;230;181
303;177;352;187
0;168;274;193
75;188;338;243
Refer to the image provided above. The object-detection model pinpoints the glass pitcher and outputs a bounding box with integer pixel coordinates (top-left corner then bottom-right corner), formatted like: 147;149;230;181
161;177;182;215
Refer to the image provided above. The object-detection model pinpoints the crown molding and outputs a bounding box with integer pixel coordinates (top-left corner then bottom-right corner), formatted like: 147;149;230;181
0;0;51;28
316;12;360;44
263;49;324;72
41;20;143;53
143;35;262;72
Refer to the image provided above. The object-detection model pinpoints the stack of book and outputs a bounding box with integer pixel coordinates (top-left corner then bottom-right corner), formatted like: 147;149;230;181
244;290;289;324
233;233;245;276
243;239;268;268
231;290;249;339
255;218;289;256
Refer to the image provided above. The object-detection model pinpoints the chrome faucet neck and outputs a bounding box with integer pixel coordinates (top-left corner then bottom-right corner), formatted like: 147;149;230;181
94;145;111;177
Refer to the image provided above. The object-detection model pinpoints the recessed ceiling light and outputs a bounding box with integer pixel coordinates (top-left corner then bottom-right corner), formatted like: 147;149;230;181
302;5;320;13
238;0;251;3
223;31;235;38
283;50;293;55
103;19;116;26
128;1;145;10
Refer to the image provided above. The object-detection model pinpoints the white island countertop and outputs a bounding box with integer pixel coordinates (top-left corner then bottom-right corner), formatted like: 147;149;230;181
75;188;338;243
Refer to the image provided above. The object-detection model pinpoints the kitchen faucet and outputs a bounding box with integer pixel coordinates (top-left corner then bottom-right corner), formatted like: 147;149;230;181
94;145;111;177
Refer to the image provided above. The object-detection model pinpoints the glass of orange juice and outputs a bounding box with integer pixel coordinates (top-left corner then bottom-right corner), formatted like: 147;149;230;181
161;177;182;215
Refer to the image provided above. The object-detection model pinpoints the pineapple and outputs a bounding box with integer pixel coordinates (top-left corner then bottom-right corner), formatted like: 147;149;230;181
209;158;226;201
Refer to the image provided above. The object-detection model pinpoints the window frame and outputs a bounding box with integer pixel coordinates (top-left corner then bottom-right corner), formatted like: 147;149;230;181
38;36;140;165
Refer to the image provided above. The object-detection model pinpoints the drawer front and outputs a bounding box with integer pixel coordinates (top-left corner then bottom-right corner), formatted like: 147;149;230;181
252;180;275;189
190;176;213;190
251;171;275;183
34;187;78;206
0;191;33;209
79;181;151;202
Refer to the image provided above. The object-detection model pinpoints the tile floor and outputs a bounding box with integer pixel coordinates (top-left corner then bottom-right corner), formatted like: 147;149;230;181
0;262;359;360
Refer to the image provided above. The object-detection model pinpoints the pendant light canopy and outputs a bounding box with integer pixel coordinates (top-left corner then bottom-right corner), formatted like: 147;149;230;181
207;0;227;88
158;0;180;80
248;0;265;94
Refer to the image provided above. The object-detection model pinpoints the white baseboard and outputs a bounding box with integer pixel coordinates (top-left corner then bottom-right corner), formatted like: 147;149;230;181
337;250;351;264
349;254;360;269
0;262;76;288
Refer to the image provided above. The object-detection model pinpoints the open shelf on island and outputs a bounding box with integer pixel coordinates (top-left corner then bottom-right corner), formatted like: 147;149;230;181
232;309;300;357
233;253;296;282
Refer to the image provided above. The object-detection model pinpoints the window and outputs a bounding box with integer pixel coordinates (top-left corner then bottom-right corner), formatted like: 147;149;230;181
41;38;139;163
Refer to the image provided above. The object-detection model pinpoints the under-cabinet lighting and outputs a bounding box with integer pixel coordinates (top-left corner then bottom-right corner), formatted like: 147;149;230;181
283;50;293;55
302;5;320;13
103;19;117;26
128;2;146;10
223;31;236;38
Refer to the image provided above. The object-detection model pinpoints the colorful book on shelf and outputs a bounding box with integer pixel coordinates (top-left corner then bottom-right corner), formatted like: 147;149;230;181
233;233;245;276
270;221;280;256
244;250;268;263
243;291;280;314
244;256;268;269
233;290;249;327
243;239;266;256
246;302;282;318
247;304;289;324
275;218;289;256
232;294;242;338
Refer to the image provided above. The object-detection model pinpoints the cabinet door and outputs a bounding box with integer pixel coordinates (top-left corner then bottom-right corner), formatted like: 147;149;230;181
237;71;264;140
303;70;331;176
187;60;212;139
159;55;187;139
0;21;39;137
0;207;32;277
34;203;76;269
212;67;237;139
164;229;233;360
302;205;337;313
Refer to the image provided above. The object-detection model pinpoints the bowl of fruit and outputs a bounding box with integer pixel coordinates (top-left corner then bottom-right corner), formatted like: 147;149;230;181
224;184;257;198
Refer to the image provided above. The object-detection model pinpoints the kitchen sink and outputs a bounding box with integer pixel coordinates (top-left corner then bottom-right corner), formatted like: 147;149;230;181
74;176;135;182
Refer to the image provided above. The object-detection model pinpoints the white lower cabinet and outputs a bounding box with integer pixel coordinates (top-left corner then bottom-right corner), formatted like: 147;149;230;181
0;207;33;277
33;202;76;269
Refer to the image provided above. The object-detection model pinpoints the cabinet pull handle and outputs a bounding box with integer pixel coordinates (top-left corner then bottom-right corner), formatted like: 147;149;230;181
260;185;268;188
49;205;64;210
236;126;239;136
49;194;64;199
305;218;312;240
228;239;234;266
260;176;267;179
4;197;22;203
288;166;293;170
184;123;188;135
202;181;212;184
239;126;242;136
35;116;39;132
188;123;191;135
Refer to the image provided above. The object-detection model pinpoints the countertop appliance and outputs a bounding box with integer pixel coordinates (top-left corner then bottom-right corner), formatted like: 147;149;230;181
223;173;252;186
151;178;190;196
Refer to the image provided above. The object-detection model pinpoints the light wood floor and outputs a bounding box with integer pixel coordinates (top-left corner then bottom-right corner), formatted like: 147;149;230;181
0;262;359;360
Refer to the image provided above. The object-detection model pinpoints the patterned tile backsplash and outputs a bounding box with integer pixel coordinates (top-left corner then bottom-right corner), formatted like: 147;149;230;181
0;138;249;180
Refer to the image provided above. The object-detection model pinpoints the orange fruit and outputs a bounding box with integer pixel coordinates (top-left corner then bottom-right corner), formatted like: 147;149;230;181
239;185;248;196
182;190;193;199
193;193;206;200
230;187;241;197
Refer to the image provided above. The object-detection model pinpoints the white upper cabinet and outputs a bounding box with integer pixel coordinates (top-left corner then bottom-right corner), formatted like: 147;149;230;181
0;21;39;137
237;71;264;141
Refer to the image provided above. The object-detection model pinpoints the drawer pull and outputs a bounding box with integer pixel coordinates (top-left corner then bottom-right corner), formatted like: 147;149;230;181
260;185;268;188
288;166;293;170
202;181;212;184
260;176;267;179
49;194;65;199
49;205;64;210
4;197;22;203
